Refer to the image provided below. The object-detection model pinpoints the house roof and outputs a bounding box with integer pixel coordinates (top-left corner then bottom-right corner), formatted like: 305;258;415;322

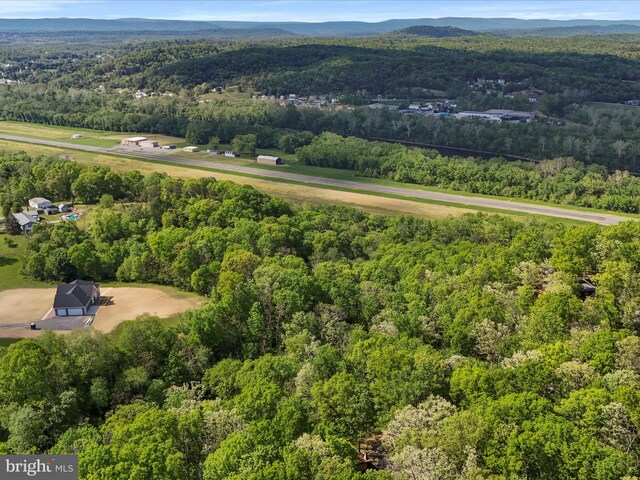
12;212;38;227
257;155;281;161
53;280;100;309
123;136;147;142
29;197;51;205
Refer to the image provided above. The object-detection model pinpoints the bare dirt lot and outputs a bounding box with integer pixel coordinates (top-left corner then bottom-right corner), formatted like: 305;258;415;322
0;288;56;325
0;287;201;338
92;287;199;333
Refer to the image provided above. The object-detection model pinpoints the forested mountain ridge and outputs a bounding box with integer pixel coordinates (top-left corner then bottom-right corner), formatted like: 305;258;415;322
3;17;640;36
2;151;640;478
392;26;479;37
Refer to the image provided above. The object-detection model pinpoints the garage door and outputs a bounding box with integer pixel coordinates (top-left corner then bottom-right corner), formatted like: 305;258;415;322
67;309;84;316
56;309;67;316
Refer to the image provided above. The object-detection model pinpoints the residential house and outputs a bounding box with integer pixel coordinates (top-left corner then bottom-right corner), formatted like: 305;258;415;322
12;211;39;231
53;280;101;317
139;140;159;148
29;197;52;210
58;204;71;213
225;151;239;158
183;146;199;153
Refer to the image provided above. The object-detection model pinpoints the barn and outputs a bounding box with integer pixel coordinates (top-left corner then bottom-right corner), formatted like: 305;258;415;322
257;155;282;165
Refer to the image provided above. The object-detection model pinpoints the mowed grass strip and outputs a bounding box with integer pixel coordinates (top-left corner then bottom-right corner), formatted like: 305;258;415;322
0;120;183;145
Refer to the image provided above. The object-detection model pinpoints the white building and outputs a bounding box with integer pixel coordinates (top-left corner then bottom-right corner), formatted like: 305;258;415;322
29;197;52;210
121;137;147;146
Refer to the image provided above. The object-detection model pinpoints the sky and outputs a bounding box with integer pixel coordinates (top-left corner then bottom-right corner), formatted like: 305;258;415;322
0;0;638;22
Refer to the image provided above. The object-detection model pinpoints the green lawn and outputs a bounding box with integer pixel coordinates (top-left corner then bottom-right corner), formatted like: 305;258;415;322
66;137;120;148
0;233;50;291
0;337;22;348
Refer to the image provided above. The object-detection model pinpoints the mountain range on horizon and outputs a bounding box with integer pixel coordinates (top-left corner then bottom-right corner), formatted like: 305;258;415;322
2;17;640;36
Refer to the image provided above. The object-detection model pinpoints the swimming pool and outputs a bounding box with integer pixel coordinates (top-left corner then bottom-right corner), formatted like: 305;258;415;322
63;214;79;221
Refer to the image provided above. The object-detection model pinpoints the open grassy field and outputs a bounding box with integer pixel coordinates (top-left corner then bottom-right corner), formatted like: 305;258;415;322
0;233;49;292
0;120;183;145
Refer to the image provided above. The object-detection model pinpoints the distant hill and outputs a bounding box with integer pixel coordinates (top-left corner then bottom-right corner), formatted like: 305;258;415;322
1;17;640;37
507;24;640;36
395;25;478;37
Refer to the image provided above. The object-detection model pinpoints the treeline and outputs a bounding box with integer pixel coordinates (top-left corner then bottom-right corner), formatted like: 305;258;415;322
297;132;640;213
2;153;640;478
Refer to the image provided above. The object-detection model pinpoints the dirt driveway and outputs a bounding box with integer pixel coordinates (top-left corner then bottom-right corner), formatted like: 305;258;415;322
0;287;200;338
0;288;56;325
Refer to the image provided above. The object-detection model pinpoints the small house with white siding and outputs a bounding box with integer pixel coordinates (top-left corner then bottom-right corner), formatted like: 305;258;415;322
183;146;199;153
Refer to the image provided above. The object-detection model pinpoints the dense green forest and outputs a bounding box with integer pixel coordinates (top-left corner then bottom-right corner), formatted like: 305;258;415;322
3;152;640;479
60;36;640;100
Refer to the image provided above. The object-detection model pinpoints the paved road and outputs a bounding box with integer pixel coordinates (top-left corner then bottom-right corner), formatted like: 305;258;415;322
0;132;631;225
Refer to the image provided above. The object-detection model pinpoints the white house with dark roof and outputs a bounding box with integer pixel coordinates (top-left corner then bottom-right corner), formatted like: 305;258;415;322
53;280;101;316
29;197;52;210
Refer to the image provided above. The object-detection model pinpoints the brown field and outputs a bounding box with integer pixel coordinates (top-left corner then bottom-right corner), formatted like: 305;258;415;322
0;286;201;338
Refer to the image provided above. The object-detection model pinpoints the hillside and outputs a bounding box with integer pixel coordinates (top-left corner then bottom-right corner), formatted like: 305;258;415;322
2;17;640;36
394;25;479;37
